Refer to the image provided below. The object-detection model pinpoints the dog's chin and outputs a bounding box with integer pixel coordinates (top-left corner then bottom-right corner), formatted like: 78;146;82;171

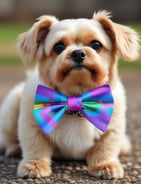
63;65;97;76
40;63;107;96
53;65;106;96
56;64;97;82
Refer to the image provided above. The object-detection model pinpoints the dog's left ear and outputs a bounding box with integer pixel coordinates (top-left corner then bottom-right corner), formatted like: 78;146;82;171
94;11;140;61
17;16;58;64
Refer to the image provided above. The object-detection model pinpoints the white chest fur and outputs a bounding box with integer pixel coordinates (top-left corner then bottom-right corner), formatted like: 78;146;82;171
49;114;102;159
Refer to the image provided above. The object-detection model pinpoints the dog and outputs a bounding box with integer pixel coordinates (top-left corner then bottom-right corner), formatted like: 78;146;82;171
0;10;140;179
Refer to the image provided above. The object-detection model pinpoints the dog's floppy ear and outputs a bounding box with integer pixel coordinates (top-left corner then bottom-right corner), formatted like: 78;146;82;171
94;10;140;61
17;16;58;64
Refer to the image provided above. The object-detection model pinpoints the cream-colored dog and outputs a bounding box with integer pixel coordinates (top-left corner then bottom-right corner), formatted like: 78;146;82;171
0;11;140;179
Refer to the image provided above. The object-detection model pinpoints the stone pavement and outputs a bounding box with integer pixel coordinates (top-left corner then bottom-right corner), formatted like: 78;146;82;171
0;66;141;184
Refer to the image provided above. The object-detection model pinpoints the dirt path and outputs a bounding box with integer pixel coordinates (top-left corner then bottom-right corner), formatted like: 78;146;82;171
0;66;141;184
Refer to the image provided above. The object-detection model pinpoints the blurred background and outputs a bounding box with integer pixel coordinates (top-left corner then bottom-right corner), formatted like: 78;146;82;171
0;0;141;66
0;0;141;102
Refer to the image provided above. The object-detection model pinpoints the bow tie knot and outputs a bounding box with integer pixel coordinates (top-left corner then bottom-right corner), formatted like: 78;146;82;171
33;84;114;135
68;96;83;111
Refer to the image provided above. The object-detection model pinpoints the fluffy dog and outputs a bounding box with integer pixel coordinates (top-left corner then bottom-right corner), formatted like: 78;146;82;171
0;11;140;179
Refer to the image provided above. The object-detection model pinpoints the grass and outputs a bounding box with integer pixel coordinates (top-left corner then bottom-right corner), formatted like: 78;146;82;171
0;23;30;65
119;59;141;70
0;55;21;65
0;23;141;70
129;23;141;34
0;23;30;42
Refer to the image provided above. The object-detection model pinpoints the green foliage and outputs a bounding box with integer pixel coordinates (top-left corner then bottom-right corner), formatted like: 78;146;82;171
119;59;141;70
0;55;21;65
0;24;30;42
129;23;141;35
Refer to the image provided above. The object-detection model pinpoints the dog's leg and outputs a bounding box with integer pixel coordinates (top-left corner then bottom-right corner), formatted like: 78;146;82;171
17;128;54;178
87;129;124;179
120;134;131;155
0;83;24;156
17;113;54;178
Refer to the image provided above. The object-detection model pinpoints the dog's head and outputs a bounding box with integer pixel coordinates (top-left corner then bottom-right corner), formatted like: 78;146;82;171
17;11;140;95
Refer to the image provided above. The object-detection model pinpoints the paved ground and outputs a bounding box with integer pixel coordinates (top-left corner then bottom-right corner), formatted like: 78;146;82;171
0;66;141;184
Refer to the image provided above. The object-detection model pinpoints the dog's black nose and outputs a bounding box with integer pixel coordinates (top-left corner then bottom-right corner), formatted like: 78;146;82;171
71;50;86;63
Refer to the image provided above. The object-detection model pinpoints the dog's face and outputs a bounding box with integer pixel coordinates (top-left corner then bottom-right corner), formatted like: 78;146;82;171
38;18;113;95
17;11;139;95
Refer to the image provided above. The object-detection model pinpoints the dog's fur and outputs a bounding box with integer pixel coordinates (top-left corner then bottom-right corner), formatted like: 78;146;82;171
0;11;140;179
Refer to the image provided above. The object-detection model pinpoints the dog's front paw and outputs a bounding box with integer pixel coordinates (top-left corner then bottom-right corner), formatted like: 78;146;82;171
17;159;52;178
88;160;124;179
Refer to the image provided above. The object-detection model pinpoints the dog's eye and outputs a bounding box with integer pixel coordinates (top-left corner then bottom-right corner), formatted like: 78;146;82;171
89;40;103;52
53;42;66;55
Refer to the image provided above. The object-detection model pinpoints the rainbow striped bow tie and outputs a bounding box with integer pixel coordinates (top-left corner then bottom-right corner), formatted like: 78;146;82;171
33;84;114;135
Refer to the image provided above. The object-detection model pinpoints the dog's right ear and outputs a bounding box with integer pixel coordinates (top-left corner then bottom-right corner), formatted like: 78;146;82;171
93;11;140;61
17;16;58;64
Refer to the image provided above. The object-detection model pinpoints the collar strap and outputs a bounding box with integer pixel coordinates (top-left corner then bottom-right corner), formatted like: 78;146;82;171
65;110;84;117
